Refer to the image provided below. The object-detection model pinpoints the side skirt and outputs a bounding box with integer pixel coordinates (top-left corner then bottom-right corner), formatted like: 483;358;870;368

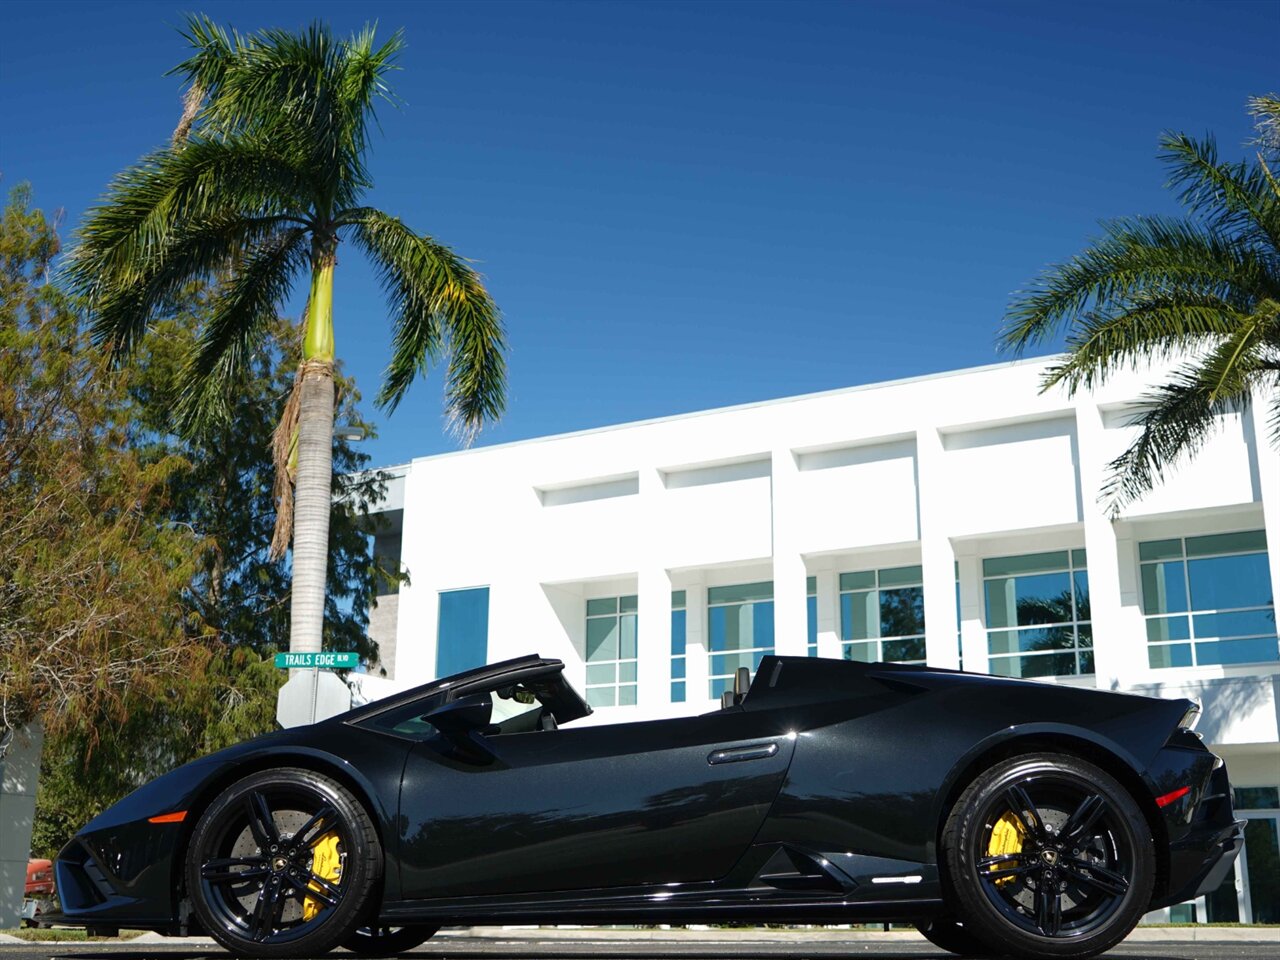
383;844;944;926
381;893;945;926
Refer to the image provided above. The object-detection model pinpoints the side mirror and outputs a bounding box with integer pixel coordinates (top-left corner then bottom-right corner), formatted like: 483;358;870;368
424;693;495;762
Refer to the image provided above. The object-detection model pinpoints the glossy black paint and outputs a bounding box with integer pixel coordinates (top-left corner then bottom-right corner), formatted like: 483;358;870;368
53;654;1243;936
398;706;795;897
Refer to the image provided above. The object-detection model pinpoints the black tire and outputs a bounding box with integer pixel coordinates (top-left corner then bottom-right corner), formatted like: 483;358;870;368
942;752;1154;959
915;917;989;956
342;925;438;956
185;767;382;958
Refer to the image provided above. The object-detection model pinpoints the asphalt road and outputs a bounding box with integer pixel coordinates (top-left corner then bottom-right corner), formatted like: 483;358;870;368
2;939;1277;960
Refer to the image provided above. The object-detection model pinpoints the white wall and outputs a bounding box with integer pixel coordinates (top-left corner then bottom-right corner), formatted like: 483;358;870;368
370;354;1278;740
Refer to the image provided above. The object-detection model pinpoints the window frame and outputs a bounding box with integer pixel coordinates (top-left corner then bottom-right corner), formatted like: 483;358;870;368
706;581;774;699
671;590;687;703
1140;531;1277;669
838;565;926;665
583;594;639;708
981;549;1093;678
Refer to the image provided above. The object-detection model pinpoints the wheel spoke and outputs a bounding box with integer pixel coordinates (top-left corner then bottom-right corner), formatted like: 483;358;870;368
1060;794;1107;843
201;857;268;883
293;803;338;847
978;852;1033;868
287;868;342;906
984;862;1038;881
285;878;336;909
249;883;284;942
244;791;279;849
1066;858;1130;897
1035;880;1062;936
1004;783;1045;839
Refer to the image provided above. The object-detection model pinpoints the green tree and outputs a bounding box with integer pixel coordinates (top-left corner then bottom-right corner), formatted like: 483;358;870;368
126;297;399;665
31;291;406;857
0;184;203;740
999;95;1280;513
26;287;401;859
67;17;507;662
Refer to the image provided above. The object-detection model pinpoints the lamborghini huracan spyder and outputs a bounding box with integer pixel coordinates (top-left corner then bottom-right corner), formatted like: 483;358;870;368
53;654;1243;958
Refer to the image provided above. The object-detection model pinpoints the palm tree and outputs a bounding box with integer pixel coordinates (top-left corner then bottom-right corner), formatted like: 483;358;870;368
999;95;1279;514
67;18;507;658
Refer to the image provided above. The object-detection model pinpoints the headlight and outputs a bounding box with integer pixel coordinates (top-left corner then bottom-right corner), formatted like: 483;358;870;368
1178;698;1202;732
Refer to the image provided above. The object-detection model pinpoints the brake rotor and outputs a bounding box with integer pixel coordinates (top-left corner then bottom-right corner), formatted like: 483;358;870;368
228;809;311;923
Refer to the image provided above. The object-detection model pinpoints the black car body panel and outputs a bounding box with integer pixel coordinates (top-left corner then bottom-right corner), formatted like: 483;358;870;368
53;654;1244;934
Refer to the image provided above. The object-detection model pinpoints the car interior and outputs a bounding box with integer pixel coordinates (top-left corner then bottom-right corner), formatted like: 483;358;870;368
369;660;753;741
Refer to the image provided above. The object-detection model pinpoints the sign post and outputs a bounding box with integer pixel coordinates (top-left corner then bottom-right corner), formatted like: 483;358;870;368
274;652;358;728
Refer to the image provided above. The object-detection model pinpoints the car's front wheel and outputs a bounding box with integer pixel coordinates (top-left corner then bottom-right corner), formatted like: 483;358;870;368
942;752;1154;959
186;768;381;958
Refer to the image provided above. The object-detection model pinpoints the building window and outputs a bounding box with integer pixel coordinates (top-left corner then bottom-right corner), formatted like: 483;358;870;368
1235;786;1280;810
983;550;1091;678
1141;531;1277;668
436;587;489;678
707;581;774;699
806;576;817;656
839;565;926;664
585;595;638;707
671;590;687;703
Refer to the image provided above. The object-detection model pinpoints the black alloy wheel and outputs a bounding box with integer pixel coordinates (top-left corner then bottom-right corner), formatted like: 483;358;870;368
186;768;381;958
342;925;439;956
914;917;988;956
942;753;1154;959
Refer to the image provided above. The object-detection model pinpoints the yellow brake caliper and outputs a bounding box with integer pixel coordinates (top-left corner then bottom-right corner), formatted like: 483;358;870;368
302;832;342;921
987;811;1027;887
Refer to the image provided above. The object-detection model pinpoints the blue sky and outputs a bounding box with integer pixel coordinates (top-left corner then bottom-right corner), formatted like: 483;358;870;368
2;0;1276;468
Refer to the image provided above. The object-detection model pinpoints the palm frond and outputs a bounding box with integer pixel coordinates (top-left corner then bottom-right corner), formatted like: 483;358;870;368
83;214;296;360
1042;292;1246;391
1248;94;1280;153
1000;215;1276;355
67;137;311;307
173;226;310;435
343;207;506;438
169;17;401;212
1196;298;1280;404
1160;132;1280;249
1101;366;1247;514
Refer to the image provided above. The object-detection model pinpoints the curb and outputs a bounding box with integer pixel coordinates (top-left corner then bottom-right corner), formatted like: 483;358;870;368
449;925;1280;944
444;929;926;943
129;933;217;945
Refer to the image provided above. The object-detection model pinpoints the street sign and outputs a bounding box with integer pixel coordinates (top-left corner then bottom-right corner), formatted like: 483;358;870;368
273;651;359;669
276;670;352;728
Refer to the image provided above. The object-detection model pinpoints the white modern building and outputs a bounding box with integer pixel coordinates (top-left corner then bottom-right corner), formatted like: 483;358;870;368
361;355;1280;926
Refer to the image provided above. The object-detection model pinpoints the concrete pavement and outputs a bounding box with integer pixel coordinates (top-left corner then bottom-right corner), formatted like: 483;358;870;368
0;927;1277;960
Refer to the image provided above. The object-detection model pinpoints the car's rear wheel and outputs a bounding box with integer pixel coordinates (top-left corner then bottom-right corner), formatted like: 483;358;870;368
914;917;987;956
942;752;1154;959
342;925;439;956
186;768;381;958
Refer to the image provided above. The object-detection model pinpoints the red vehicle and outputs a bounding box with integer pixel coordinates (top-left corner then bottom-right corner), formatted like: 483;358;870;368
26;859;54;898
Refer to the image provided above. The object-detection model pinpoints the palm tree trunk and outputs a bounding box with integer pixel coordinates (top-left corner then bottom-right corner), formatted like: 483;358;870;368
288;253;336;656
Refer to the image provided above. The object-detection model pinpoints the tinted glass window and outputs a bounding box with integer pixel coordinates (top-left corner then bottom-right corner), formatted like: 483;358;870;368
436;588;489;678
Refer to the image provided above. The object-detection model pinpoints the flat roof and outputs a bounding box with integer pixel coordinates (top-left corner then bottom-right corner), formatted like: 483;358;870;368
373;351;1063;472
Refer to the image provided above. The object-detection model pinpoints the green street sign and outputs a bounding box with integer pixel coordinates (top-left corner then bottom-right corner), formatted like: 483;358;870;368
274;651;359;670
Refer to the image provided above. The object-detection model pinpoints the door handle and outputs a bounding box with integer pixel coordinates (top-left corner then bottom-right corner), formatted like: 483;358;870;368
708;742;779;765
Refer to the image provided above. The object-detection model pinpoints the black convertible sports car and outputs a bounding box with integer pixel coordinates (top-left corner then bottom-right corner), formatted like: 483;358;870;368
54;654;1243;959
